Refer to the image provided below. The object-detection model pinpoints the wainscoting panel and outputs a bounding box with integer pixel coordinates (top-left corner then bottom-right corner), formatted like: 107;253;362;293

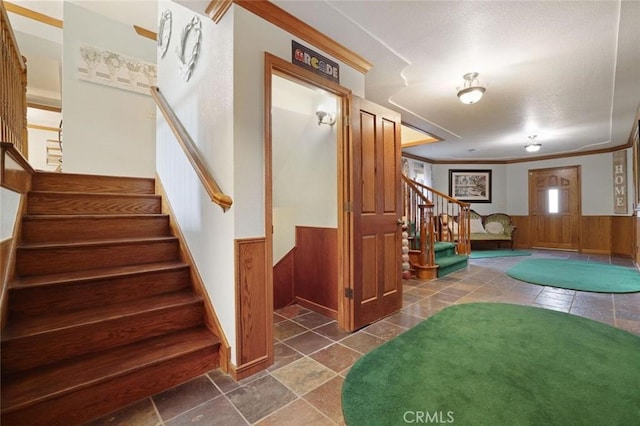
273;248;295;309
507;215;633;257
636;216;640;264
611;215;633;257
509;215;530;249
581;216;611;255
234;238;271;379
294;226;338;319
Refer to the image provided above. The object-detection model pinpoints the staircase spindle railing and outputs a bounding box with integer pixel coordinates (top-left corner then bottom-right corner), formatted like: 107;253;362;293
1;2;28;157
402;175;436;271
402;174;471;256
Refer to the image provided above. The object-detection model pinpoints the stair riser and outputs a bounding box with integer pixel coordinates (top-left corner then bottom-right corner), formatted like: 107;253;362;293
21;216;170;244
435;248;457;258
2;303;204;373
16;240;179;277
27;193;162;215
1;345;219;426
9;268;190;319
32;173;155;195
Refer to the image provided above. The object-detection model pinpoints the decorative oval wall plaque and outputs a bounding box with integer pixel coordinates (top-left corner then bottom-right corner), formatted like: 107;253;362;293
175;15;202;82
158;9;172;58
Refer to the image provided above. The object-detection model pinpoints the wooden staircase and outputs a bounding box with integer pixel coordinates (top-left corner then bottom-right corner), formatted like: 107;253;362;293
402;174;470;279
1;172;221;425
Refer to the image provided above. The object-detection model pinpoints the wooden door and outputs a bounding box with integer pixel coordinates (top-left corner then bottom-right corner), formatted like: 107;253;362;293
347;96;402;330
529;166;581;250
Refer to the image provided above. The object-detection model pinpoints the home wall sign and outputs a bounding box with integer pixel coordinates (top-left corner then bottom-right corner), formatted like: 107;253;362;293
158;9;172;58
77;44;156;95
613;150;627;214
292;40;339;83
175;15;202;82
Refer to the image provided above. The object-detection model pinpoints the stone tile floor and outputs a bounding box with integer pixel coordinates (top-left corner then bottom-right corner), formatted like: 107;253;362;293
88;250;640;425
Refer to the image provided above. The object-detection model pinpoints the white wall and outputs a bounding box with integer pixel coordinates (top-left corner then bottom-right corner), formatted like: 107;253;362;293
272;88;338;263
156;0;236;360
429;150;632;216
232;5;365;239
156;1;365;365
62;2;156;177
432;164;508;215
1;188;21;242
505;150;633;216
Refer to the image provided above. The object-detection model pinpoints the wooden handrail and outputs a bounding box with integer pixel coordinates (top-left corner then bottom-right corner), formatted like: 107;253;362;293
150;86;233;212
1;1;28;157
411;178;470;208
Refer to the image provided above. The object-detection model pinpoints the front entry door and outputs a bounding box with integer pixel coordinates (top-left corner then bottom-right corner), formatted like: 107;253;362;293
529;166;581;250
347;96;402;330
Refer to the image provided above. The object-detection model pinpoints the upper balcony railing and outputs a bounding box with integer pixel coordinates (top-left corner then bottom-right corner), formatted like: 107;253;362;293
1;2;28;157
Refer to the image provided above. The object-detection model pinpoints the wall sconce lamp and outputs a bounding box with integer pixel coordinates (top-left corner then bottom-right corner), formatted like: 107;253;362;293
316;107;336;126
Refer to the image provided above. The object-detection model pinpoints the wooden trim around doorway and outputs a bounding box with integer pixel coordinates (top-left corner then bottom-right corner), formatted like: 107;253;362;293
264;53;352;333
239;1;371;74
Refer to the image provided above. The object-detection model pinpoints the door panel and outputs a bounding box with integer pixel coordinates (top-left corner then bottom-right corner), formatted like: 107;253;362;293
349;96;402;330
529;166;581;250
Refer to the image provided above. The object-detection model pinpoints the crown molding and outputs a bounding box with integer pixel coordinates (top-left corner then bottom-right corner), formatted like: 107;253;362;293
206;0;233;23
233;0;372;74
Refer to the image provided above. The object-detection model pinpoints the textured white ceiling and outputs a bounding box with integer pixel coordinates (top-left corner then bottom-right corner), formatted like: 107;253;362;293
8;1;640;161
274;0;640;161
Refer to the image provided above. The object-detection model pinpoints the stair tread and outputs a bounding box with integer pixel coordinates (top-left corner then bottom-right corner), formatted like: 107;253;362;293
18;236;178;250
2;292;202;340
29;190;160;198
10;261;189;289
1;327;218;412
22;213;169;221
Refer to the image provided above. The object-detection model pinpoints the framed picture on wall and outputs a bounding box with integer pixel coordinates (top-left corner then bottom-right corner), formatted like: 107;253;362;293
449;169;492;203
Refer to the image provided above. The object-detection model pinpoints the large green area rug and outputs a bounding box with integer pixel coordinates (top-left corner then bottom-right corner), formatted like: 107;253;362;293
470;249;532;259
507;259;640;293
342;303;640;426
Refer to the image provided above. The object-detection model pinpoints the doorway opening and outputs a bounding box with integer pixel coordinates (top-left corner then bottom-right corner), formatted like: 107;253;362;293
528;165;581;250
264;53;352;332
271;74;340;319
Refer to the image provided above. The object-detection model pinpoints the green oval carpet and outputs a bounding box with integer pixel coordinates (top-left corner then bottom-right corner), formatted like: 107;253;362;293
506;259;640;293
470;249;532;259
342;303;640;426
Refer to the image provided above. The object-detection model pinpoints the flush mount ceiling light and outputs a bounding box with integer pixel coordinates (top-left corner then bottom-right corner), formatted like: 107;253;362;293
525;135;541;152
457;72;486;104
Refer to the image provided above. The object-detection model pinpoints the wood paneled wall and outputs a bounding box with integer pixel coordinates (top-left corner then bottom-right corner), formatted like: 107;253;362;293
509;215;634;257
611;215;634;257
234;237;271;380
273;248;295;309
294;227;338;319
635;216;640;264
